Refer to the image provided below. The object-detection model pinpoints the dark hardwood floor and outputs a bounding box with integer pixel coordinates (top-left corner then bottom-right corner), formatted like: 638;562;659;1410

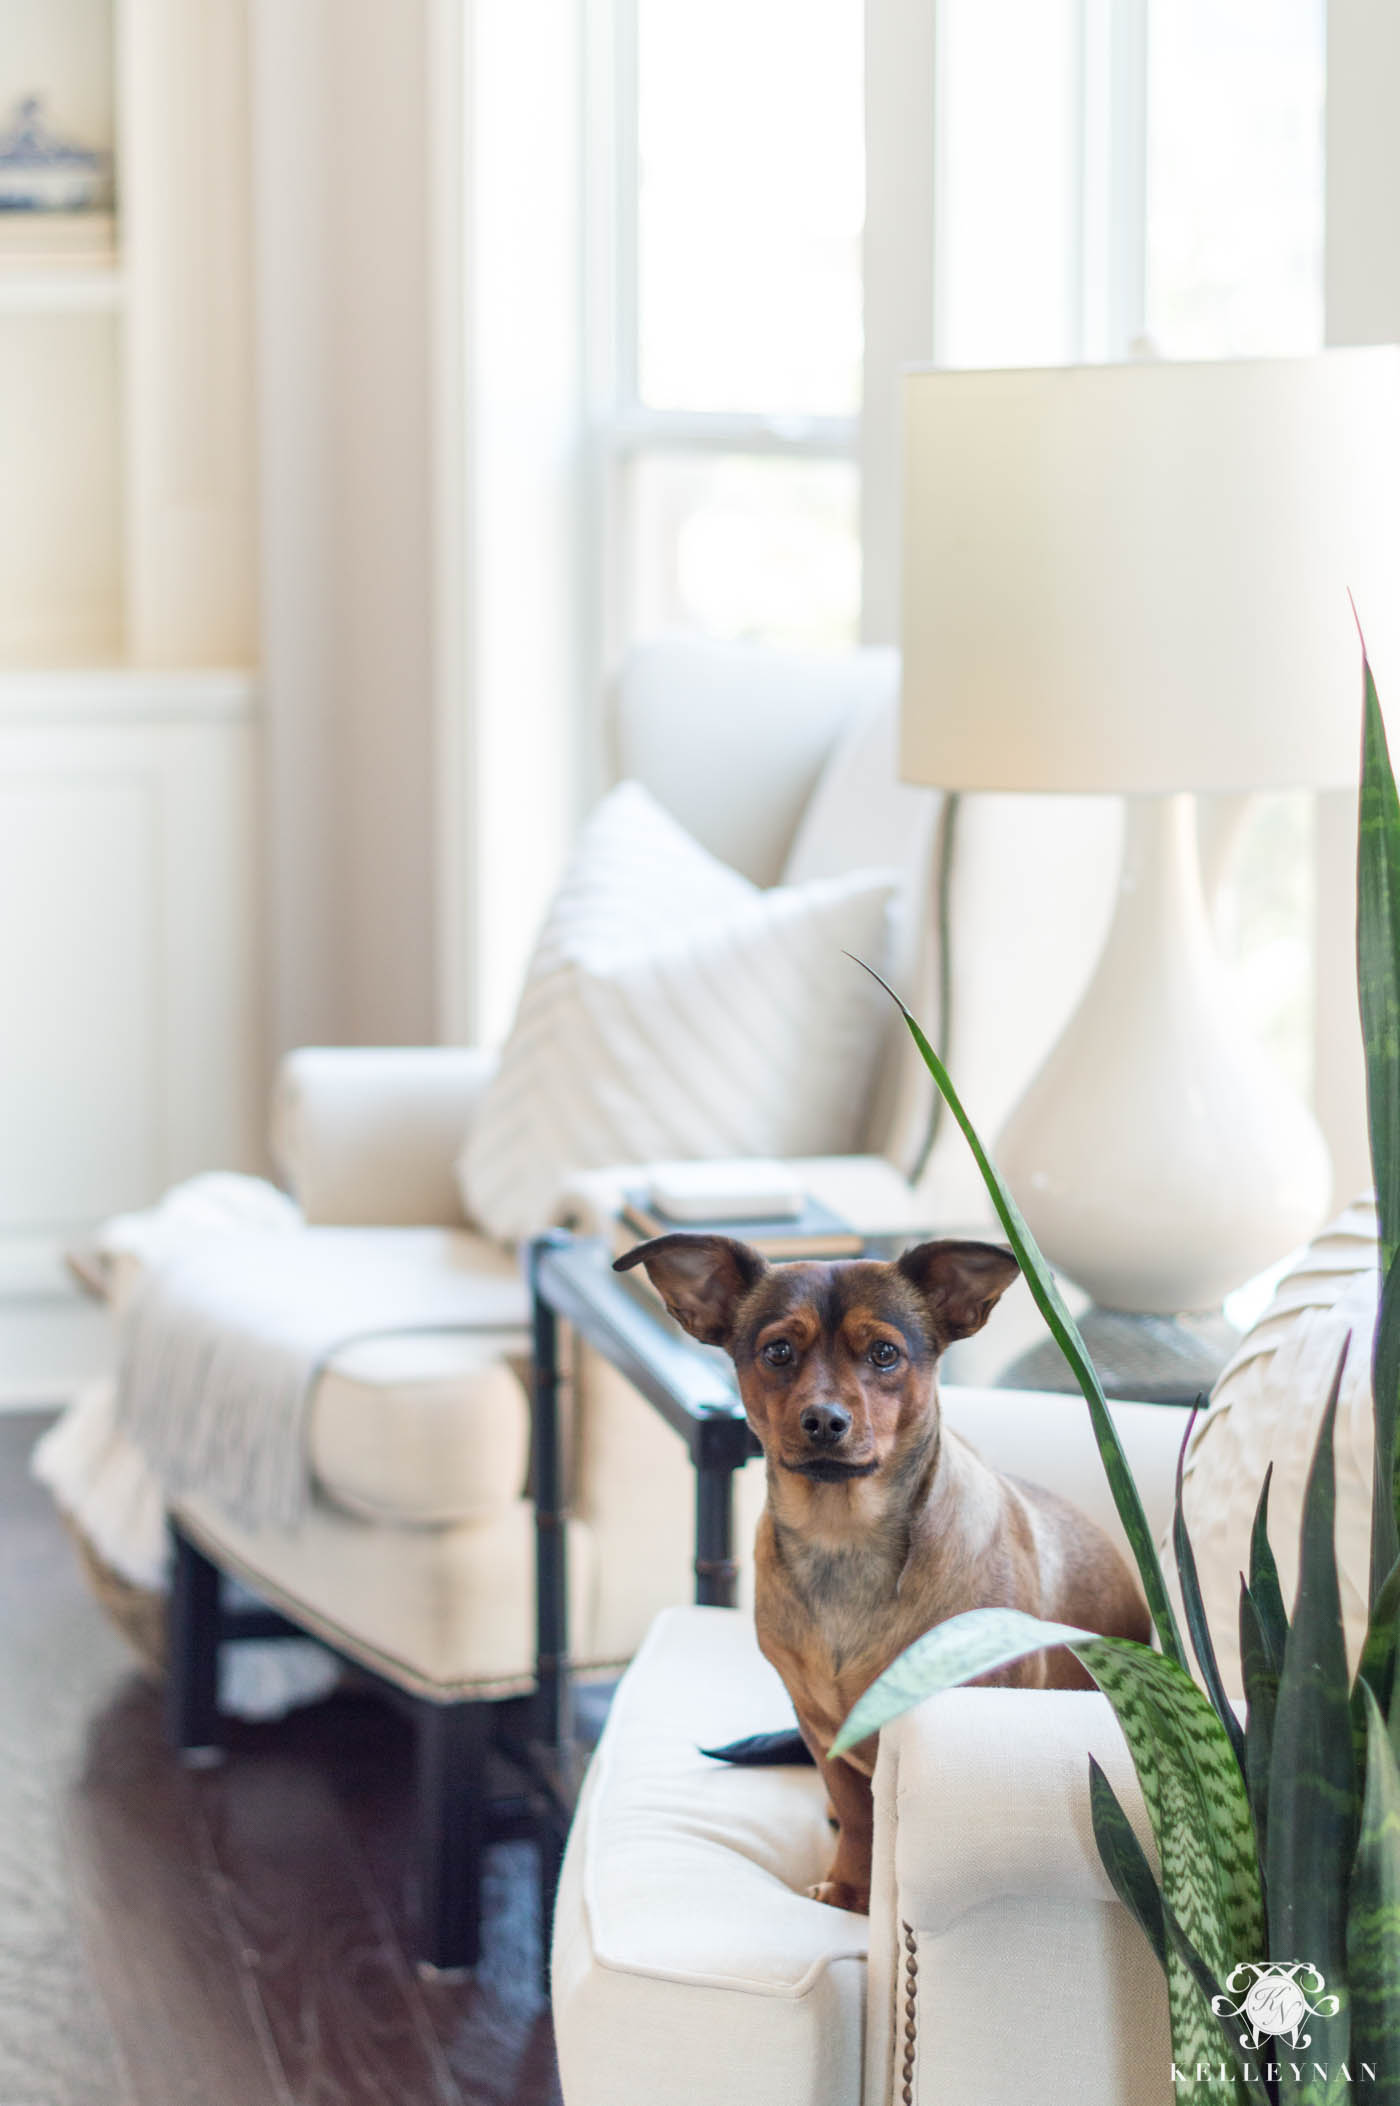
0;1411;563;2106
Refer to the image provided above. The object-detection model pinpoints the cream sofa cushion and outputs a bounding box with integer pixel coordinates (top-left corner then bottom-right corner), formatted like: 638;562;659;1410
611;634;884;885
95;1194;531;1531
552;1605;868;2106
175;1489;599;1699
309;1330;529;1526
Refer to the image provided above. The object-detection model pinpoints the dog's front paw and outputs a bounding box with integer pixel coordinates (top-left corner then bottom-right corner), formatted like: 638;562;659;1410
806;1880;870;1915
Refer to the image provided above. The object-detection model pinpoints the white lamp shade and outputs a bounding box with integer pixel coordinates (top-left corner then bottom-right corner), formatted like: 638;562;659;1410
901;349;1400;794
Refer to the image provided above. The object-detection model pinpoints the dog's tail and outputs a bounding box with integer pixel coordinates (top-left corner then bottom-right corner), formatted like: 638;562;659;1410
699;1728;814;1767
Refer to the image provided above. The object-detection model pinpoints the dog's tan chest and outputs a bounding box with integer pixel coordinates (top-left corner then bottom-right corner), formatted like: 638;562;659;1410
754;1526;914;1773
755;1609;884;1774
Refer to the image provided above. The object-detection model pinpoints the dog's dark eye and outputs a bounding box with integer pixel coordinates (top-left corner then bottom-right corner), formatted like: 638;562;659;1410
869;1340;901;1369
762;1339;795;1368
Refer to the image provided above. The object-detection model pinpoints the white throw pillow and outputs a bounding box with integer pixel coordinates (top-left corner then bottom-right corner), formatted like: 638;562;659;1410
1164;1196;1378;1695
458;782;898;1241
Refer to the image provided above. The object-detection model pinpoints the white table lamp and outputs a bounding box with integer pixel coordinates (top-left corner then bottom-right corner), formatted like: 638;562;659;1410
901;350;1400;1317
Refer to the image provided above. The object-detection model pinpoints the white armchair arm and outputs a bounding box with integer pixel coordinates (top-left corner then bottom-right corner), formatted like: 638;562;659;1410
866;1689;1173;2106
271;1045;500;1226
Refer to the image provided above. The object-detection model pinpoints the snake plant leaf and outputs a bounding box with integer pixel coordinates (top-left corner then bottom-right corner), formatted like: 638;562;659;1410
1358;643;1400;1285
1371;1242;1400;1610
1080;1638;1265;2085
1156;1899;1277;2106
1356;1556;1400;1766
1239;1580;1278;1878
827;1605;1088;1754
1088;1756;1271;2102
1249;1463;1289;1674
1175;1412;1247;1771
831;1602;1264;2090
1347;1682;1400;2103
849;958;1186;1671
1088;1753;1270;2101
1359;643;1400;1606
1267;1345;1356;2085
1088;1754;1167;1971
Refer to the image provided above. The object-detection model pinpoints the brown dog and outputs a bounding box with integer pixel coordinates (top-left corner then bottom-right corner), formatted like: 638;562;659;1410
614;1233;1150;1913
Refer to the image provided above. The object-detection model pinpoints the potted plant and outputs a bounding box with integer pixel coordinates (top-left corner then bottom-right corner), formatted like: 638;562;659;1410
834;646;1400;2104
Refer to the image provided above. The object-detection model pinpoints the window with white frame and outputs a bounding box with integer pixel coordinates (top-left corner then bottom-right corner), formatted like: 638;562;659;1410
591;0;864;660
582;0;1325;1087
934;0;1324;370
465;0;1330;1059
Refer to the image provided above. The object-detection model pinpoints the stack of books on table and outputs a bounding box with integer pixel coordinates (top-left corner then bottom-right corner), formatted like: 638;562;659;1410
610;1159;930;1280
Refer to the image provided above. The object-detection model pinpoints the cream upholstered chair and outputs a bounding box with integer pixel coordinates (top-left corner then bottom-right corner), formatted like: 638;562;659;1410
551;1392;1189;2106
145;636;1122;1970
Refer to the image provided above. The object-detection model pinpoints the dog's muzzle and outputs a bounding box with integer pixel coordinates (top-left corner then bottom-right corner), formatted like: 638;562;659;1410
785;1455;880;1484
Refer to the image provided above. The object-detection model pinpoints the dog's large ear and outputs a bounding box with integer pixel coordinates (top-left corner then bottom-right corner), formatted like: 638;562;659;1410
614;1233;768;1347
896;1239;1019;1345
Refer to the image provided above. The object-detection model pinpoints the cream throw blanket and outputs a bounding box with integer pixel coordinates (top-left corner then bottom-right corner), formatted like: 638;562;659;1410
116;1224;529;1531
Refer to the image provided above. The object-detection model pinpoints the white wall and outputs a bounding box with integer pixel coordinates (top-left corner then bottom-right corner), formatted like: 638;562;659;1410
1320;0;1400;1199
250;0;439;1062
860;0;937;646
460;0;584;1045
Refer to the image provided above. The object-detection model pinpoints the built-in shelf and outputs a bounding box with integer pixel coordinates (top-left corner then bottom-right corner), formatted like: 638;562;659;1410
0;264;122;313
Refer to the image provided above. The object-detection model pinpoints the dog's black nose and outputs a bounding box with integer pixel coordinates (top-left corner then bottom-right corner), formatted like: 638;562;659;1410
800;1403;851;1447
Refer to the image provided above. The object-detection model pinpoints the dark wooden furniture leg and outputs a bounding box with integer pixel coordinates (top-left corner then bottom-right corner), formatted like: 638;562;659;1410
530;1231;573;1758
166;1522;224;1765
536;1806;568;1984
694;1415;748;1607
529;1231;576;1984
416;1697;490;1974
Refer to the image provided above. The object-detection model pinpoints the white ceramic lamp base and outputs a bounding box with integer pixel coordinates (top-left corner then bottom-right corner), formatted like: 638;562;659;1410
996;793;1331;1315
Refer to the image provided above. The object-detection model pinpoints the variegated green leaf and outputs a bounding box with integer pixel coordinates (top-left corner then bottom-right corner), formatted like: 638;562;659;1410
828;1605;1086;1753
1355;1557;1400;1783
1348;1683;1400;2102
1239;1580;1277;1880
849;959;1185;1671
1359;644;1400;1604
1249;1464;1288;1674
1175;1412;1246;1771
1090;1756;1267;2098
1080;1639;1265;2083
1089;1754;1167;1971
1359;645;1400;1284
1156;1900;1275;2106
1372;1243;1400;1612
1268;1348;1356;2094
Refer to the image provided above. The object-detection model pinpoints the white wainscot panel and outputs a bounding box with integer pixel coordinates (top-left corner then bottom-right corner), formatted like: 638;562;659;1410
0;770;159;1225
0;677;261;1246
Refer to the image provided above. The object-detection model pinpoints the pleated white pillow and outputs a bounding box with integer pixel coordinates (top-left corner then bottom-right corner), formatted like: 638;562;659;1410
459;782;898;1241
1165;1195;1379;1695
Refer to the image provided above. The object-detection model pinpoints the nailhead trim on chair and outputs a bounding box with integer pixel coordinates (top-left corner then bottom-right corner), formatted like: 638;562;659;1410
901;1920;919;2104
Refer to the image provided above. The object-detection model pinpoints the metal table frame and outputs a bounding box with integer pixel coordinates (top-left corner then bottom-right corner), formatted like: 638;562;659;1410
528;1229;760;1752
